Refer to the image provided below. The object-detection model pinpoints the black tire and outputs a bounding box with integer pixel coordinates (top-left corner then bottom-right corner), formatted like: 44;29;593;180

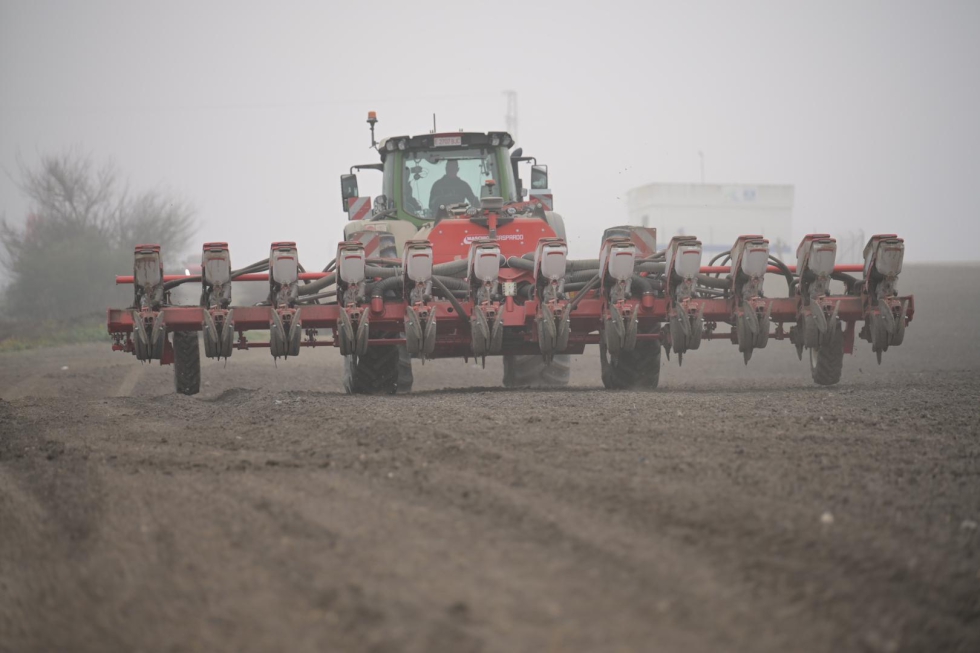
344;346;400;395
173;332;201;396
600;338;661;390
502;354;571;388
397;345;413;393
810;324;844;386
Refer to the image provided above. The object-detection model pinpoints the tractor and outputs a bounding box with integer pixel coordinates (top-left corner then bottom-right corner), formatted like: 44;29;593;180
332;112;572;393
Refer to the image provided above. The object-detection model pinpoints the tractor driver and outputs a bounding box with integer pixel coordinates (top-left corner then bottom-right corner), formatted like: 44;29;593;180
428;159;480;213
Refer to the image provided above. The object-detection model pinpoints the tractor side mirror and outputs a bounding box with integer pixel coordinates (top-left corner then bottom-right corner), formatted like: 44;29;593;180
531;164;549;190
340;174;359;210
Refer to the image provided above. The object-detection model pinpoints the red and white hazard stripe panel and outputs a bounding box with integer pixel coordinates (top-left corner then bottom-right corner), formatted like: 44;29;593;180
629;227;658;257
352;231;382;258
347;197;371;221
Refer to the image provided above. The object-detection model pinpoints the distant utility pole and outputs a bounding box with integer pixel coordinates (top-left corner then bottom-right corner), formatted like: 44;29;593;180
504;90;518;142
698;151;705;184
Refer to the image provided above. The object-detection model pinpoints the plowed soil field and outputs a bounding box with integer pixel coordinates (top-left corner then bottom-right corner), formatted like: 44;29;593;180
2;265;978;652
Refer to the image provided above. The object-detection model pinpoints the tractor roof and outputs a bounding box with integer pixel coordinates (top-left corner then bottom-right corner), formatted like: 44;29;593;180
377;131;514;160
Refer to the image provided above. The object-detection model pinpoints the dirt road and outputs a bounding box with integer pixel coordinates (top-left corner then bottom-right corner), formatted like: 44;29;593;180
2;265;978;653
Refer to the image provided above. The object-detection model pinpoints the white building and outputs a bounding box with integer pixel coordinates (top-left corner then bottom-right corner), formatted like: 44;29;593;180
626;183;795;258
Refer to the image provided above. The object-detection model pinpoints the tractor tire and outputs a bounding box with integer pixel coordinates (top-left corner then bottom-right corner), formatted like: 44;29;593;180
600;338;661;390
502;354;571;388
344;346;400;395
397;345;414;393
173;332;201;396
809;323;844;386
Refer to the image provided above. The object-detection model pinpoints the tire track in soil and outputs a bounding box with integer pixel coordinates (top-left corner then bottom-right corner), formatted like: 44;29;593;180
112;363;145;397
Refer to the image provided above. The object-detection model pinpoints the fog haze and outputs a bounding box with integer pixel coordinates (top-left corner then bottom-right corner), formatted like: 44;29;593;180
2;0;978;269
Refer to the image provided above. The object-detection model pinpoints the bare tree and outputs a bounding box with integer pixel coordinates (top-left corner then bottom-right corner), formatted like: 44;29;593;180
1;149;196;319
116;188;195;262
16;150;121;238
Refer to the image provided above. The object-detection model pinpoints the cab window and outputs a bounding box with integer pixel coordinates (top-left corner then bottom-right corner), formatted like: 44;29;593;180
401;148;500;219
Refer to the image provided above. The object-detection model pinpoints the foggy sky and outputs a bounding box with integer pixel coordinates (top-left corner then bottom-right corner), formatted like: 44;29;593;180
1;0;978;273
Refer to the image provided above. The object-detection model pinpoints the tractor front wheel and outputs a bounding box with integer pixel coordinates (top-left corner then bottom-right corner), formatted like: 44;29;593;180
173;332;201;396
344;345;403;395
809;324;844;386
600;338;661;390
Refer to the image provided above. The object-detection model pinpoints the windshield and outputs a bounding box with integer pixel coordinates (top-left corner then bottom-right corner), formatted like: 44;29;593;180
401;148;500;218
